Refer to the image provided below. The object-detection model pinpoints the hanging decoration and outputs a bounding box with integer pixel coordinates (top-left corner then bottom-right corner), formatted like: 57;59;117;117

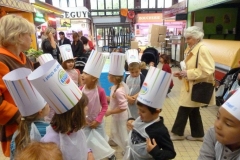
127;11;135;19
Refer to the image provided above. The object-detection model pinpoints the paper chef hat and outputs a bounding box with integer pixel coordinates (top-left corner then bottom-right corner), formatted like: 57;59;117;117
37;54;54;65
137;66;172;109
2;68;46;116
222;89;240;121
28;60;82;114
59;44;74;62
125;49;139;65
109;52;125;76
83;50;107;78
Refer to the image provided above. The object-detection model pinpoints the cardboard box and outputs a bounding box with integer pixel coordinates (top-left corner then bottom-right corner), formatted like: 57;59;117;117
148;24;160;34
159;26;167;35
148;41;160;47
158;35;166;42
131;41;139;49
148;33;158;42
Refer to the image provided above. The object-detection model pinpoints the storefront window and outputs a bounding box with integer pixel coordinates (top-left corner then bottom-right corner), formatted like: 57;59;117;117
106;0;112;9
141;0;148;8
157;0;164;8
59;0;67;8
164;0;172;8
91;0;97;9
128;0;134;9
98;0;104;9
149;1;156;8
113;0;119;9
121;0;127;8
76;0;84;7
69;0;76;7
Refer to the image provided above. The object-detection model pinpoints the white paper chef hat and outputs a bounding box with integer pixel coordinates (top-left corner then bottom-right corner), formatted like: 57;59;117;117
109;52;125;76
83;50;107;78
28;60;82;114
2;68;46;116
222;89;240;121
59;44;74;62
37;54;54;65
137;66;172;109
125;49;139;65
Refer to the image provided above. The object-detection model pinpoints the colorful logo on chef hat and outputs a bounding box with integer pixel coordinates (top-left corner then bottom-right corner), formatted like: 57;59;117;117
140;82;148;95
130;54;136;59
58;69;70;85
65;46;71;52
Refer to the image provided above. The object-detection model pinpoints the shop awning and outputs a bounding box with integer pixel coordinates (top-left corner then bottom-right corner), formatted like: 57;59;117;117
30;0;66;16
0;0;35;12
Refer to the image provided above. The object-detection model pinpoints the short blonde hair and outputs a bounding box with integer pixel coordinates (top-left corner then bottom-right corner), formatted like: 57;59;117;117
44;27;56;36
15;142;63;160
0;14;35;47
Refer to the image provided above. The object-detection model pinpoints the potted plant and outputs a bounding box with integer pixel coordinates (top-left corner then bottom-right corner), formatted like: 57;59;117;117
25;48;43;62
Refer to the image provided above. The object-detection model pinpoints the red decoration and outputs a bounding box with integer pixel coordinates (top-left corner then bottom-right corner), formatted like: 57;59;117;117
128;11;135;19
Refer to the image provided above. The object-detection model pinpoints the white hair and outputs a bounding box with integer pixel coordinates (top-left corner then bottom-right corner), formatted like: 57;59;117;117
184;26;204;41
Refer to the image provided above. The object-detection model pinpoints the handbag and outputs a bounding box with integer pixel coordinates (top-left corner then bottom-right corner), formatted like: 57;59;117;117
191;46;215;104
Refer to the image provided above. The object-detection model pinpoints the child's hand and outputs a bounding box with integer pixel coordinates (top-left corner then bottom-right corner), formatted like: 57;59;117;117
127;96;135;105
89;121;99;129
105;110;112;117
87;152;94;160
126;120;134;131
146;138;157;152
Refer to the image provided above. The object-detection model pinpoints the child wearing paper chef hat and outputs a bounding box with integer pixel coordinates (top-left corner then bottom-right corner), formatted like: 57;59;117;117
198;89;240;159
27;60;92;160
59;44;82;86
2;68;50;159
105;52;129;154
80;50;116;160
125;66;176;160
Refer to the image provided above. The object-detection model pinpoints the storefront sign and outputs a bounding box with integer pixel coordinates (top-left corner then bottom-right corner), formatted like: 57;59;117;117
136;13;163;23
163;0;186;19
34;12;45;23
188;0;231;12
62;7;90;19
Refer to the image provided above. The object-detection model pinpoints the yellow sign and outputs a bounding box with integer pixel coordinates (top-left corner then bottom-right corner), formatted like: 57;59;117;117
60;18;71;27
188;0;231;12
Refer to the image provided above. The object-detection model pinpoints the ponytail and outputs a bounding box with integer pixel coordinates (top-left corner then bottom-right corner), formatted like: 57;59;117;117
112;75;123;98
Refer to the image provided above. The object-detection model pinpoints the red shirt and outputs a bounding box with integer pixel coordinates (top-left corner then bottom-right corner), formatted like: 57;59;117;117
162;64;174;88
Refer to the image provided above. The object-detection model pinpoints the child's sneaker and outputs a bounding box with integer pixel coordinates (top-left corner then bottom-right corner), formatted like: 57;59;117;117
108;139;118;146
108;155;116;160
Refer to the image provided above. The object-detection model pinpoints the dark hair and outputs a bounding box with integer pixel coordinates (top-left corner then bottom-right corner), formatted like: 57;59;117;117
137;101;158;114
51;93;88;134
128;62;140;71
160;54;170;64
72;32;79;39
80;36;89;45
59;32;65;36
62;59;75;70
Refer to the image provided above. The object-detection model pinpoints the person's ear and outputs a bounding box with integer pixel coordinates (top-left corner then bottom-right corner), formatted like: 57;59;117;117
156;109;162;114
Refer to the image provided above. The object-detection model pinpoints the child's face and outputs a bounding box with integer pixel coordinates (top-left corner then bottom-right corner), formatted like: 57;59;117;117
137;105;159;123
108;74;114;83
159;57;164;64
214;107;240;149
129;68;141;78
39;104;50;118
66;61;74;70
149;62;155;66
81;72;96;86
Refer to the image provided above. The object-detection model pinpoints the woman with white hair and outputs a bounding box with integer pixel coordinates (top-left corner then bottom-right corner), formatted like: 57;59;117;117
0;14;35;157
170;26;215;141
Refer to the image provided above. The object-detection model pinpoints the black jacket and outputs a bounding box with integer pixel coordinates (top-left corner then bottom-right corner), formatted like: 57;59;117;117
71;40;84;57
58;38;71;46
41;39;59;61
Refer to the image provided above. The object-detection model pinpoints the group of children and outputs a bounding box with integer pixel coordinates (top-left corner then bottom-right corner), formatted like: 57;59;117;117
2;45;240;160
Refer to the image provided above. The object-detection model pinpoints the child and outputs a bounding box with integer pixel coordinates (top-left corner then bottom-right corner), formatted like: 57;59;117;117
59;44;82;86
139;61;148;77
15;142;63;160
2;68;50;159
159;54;174;93
125;62;145;119
81;51;116;159
105;52;129;154
28;60;93;160
198;89;240;159
125;66;176;160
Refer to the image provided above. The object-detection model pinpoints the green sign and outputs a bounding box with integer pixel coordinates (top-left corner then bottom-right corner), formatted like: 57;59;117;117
188;0;232;12
34;12;45;23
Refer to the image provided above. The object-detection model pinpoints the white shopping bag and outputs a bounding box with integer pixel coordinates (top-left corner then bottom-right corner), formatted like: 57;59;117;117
86;129;115;160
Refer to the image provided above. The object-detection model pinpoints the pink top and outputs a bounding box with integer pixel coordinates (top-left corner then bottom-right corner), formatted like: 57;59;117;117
66;69;80;86
80;86;108;123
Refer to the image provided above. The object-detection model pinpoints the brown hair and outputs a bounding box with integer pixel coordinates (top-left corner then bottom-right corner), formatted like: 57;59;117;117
15;142;63;160
128;62;140;71
72;32;79;39
15;113;40;154
62;59;75;69
160;54;170;64
109;74;123;98
51;93;88;134
140;61;146;69
137;101;159;114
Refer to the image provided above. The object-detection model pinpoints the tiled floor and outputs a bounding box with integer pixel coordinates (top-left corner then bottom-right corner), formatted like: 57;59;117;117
0;64;219;160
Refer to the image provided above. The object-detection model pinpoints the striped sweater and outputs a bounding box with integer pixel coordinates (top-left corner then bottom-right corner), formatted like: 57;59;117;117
0;48;33;157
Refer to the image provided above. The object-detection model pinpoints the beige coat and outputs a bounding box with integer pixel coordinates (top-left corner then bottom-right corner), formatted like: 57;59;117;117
179;42;216;107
